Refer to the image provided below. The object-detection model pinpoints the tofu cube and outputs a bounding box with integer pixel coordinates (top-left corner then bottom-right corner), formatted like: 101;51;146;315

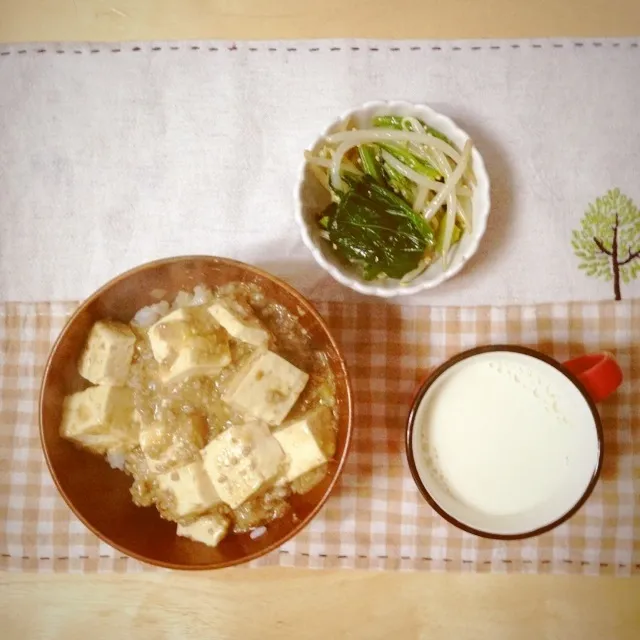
156;459;221;519
147;308;191;363
224;351;309;425
177;513;229;548
61;385;136;454
273;407;333;483
163;337;231;384
208;300;269;347
139;411;208;474
201;421;285;508
147;309;231;383
78;320;136;386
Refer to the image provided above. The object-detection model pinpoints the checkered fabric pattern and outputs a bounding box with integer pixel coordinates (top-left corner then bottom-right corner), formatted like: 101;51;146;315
1;300;638;574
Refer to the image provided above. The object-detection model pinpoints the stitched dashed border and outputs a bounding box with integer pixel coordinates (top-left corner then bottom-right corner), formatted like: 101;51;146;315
0;41;638;56
2;552;639;569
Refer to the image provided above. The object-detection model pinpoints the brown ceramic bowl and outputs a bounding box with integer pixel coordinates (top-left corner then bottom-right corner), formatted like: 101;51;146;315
40;255;353;570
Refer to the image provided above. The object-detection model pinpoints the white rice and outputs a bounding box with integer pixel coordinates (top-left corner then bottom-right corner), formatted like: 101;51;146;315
249;526;267;539
191;285;214;306
172;285;214;310
106;451;126;470
131;286;215;329
131;301;171;328
172;291;193;309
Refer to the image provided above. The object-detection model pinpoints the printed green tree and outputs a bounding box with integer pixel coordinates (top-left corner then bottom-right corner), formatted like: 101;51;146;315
571;188;640;301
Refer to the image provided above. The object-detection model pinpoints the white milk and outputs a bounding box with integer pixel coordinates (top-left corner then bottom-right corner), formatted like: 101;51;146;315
412;351;600;535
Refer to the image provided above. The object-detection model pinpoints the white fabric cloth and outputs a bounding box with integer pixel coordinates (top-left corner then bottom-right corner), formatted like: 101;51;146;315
0;38;639;305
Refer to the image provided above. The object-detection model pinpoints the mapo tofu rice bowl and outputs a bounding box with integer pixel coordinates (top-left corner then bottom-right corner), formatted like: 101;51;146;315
40;257;352;568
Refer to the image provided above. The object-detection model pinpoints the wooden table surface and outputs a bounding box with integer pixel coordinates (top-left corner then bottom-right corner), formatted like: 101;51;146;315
1;1;639;638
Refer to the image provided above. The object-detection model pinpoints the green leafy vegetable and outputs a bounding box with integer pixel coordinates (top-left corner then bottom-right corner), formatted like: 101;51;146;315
425;126;454;146
380;160;415;202
365;178;434;239
358;144;383;182
318;214;331;229
372;114;456;148
325;178;434;280
362;262;384;281
434;217;462;255
372;115;404;129
378;143;441;180
328;172;361;203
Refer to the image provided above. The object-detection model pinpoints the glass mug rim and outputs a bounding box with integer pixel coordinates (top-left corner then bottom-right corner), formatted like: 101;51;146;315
405;344;610;540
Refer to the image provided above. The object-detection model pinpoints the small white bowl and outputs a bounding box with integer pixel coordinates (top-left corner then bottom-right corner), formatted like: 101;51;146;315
294;101;491;298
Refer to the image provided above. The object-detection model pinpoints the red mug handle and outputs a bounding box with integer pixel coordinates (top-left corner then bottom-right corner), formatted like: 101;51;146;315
562;352;623;403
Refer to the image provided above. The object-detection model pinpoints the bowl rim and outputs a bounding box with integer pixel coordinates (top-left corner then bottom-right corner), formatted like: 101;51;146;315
39;254;354;570
294;99;492;298
404;344;604;540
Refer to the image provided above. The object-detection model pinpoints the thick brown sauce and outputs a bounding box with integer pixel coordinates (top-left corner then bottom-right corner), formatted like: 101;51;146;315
121;283;337;536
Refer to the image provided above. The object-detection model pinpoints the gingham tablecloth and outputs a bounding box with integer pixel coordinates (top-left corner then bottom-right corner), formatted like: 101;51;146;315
1;299;638;574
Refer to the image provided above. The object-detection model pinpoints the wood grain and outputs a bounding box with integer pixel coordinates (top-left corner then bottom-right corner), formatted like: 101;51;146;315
2;2;640;638
2;570;640;640
1;0;639;43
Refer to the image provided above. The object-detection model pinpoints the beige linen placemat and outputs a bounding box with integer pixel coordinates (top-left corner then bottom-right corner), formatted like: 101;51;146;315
1;299;638;574
1;38;640;306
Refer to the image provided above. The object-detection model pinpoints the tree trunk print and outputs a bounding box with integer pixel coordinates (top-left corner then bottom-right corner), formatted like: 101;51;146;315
593;214;622;300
